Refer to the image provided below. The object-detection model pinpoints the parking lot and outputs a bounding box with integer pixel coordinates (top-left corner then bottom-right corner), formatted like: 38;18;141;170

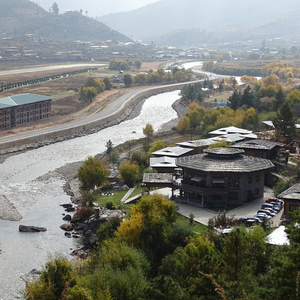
152;186;283;227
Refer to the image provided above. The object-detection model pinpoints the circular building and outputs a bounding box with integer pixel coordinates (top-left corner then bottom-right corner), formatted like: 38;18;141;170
176;147;274;207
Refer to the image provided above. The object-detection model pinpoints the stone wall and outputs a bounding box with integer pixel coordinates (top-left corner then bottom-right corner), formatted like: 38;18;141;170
0;81;196;153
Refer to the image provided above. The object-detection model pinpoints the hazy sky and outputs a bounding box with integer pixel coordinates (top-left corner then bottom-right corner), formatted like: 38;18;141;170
35;0;160;16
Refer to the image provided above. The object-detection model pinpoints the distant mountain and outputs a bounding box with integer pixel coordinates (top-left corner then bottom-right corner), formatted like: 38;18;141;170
0;0;131;42
99;0;300;45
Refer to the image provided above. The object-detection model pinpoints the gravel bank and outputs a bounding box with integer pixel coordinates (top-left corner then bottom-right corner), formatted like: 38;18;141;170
0;94;184;221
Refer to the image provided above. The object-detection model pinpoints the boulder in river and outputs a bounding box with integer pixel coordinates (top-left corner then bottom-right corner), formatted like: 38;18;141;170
62;214;72;221
19;225;47;232
60;223;74;231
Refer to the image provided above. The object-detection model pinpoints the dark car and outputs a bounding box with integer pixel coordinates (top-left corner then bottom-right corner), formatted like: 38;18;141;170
246;218;262;227
237;217;248;224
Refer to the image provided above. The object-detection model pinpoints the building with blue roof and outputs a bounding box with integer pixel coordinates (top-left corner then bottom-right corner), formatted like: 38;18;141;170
0;93;52;129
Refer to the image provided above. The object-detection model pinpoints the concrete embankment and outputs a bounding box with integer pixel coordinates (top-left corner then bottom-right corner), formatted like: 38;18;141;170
0;82;193;154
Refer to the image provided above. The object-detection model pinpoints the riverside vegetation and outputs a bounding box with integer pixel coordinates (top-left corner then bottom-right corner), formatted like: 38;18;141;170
21;60;300;299
22;194;300;300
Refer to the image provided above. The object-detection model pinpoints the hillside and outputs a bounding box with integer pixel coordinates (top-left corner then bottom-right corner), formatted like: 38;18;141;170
0;0;131;42
99;0;300;45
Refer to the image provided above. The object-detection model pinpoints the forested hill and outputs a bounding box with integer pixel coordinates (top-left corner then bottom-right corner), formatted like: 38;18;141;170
0;0;131;42
99;0;300;44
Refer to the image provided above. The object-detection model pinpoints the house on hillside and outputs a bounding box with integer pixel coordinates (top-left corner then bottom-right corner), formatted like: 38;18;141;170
150;156;177;173
277;183;300;216
151;146;193;158
208;126;256;139
175;147;274;207
0;93;52;129
231;140;285;159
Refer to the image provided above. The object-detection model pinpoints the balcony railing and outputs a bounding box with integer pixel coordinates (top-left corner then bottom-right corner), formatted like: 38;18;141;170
174;182;229;195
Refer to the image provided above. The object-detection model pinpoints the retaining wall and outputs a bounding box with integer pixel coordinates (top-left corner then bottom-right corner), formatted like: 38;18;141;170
0;82;194;151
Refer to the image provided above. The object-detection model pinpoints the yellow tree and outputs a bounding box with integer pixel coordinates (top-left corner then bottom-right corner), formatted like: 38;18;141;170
119;161;140;187
116;194;177;250
143;123;154;151
78;156;109;190
177;116;191;133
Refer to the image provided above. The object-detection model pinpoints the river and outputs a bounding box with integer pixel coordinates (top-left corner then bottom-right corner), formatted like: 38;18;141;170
0;90;180;299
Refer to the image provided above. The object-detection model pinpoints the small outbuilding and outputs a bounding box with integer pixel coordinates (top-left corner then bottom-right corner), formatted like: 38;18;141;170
277;183;300;216
231;140;285;159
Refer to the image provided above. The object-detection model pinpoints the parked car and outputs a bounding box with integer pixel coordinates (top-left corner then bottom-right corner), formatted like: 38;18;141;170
266;197;283;203
270;201;283;210
261;203;274;209
258;209;276;217
255;213;271;220
263;206;279;214
246;218;262;227
237;217;248;225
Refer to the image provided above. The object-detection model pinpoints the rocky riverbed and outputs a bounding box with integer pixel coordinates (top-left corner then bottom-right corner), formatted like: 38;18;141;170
0;92;183;223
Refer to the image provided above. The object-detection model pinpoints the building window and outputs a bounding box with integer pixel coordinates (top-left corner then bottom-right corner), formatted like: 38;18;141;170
255;188;259;196
255;175;260;182
248;176;252;184
229;178;239;189
290;205;299;212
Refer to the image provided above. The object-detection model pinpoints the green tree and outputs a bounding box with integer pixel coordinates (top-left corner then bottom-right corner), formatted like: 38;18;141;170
273;88;285;111
123;73;134;86
22;256;75;300
148;140;167;155
116;194;180;266
177;116;191;134
227;90;242;110
273;102;296;141
287;89;300;104
134;73;147;85
95;78;105;93
133;59;142;70
246;52;260;60
82;86;97;101
143;123;154;151
175;70;188;82
78;156;109;190
203;60;214;71
106;139;114;157
103;76;112;90
186;107;205;139
83;240;149;300
119;161;140;187
273;177;295;196
267;209;300;300
241;85;254;107
217;227;267;300
51;2;59;15
157;236;216;299
109;59;130;71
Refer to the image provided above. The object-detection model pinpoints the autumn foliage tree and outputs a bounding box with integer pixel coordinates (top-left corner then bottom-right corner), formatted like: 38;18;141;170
78;156;109;190
119;161;140;187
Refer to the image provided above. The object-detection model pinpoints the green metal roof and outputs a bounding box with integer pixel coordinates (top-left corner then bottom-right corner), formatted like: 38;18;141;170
0;93;52;109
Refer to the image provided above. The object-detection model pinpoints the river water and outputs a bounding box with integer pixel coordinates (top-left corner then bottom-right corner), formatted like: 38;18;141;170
0;90;180;299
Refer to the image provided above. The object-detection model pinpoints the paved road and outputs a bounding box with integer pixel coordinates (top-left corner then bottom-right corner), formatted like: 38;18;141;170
0;79;203;145
0;63;107;76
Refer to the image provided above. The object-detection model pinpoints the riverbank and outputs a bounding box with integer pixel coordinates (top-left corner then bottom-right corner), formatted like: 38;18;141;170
0;92;184;222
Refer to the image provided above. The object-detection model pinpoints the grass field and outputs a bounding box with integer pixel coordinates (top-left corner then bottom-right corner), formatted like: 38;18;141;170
176;213;207;234
206;92;232;103
94;187;144;207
